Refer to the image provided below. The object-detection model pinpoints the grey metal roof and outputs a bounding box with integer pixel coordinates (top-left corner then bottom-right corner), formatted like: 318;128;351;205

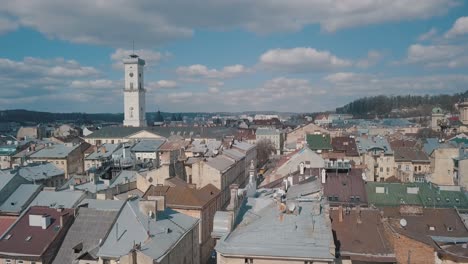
30;144;80;158
232;140;255;151
85;144;121;160
256;127;281;136
215;197;335;261
423;138;457;155
15;162;64;182
0;171;16;191
206;155;235;172
97;198;199;261
0;184;41;213
286;179;322;200
73;170;138;194
29;190;86;209
79;199;125;211
356;136;393;155
131;139;165;152
53;207;120;264
222;149;245;161
86;126;238;140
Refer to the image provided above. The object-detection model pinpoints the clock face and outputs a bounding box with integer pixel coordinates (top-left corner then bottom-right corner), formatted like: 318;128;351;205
129;72;134;77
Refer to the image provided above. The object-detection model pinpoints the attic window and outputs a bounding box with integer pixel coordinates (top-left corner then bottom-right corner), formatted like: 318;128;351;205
429;226;436;231
436;197;441;202
456;198;460;203
25;236;32;241
446;198;451;203
447;226;454;232
4;234;11;240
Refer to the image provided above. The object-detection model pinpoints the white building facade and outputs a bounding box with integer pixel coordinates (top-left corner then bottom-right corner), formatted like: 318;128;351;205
123;54;147;127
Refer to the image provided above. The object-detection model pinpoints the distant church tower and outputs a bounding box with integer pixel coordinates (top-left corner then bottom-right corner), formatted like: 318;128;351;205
123;53;147;127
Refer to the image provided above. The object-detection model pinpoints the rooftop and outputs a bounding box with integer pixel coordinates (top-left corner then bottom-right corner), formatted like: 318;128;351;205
53;206;121;264
143;184;220;208
331;208;395;262
205;155;235;172
29;190;86;209
324;169;368;206
0;206;74;258
131;139;165;152
30;143;80;159
97;198;199;261
331;136;359;156
306;134;333;150
85;143;121;160
13;162;64;182
0;184;41;213
366;182;468;208
393;147;430;162
215;197;335;261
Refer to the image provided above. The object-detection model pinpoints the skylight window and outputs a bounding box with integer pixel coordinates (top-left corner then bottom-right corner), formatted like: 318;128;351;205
25;236;32;241
4;234;11;240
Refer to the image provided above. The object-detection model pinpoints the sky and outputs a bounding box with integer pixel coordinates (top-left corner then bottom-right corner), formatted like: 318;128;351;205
0;1;468;113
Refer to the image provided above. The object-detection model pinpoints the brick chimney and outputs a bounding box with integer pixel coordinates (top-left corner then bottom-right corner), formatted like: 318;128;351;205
227;184;239;211
338;205;343;222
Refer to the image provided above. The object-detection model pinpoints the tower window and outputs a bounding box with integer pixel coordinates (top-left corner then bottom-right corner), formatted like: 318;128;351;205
139;82;142;89
130;82;134;89
139;73;141;77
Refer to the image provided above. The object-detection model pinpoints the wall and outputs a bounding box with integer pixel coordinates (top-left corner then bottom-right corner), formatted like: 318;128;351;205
384;223;434;264
430;148;458;186
216;255;332;264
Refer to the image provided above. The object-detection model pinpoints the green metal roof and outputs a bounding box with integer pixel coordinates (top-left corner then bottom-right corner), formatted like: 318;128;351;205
306;134;332;150
366;182;468;209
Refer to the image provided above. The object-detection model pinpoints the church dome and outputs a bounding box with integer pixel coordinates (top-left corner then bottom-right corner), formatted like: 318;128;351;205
432;107;443;114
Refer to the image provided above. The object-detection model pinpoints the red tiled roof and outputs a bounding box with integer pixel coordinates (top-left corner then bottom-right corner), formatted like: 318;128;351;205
331;136;359;156
0;217;17;237
0;206;74;257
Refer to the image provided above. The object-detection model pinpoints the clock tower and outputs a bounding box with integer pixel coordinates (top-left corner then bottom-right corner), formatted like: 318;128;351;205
123;53;147;127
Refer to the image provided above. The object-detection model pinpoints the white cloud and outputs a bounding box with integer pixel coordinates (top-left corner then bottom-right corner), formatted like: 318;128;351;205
176;64;249;79
418;27;438;41
258;47;352;73
403;44;468;68
70;79;118;89
0;16;18;34
356;50;383;68
445;16;468;38
148;80;178;90
208;87;219;94
323;72;468;96
0;1;458;45
110;48;168;69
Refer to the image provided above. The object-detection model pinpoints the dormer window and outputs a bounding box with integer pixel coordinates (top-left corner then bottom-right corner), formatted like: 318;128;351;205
429;226;435;231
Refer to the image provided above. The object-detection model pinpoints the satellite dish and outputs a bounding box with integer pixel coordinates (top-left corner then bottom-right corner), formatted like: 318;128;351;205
400;218;407;227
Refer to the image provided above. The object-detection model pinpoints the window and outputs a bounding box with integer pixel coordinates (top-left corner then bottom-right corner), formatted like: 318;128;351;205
130;82;134;89
350;196;355;202
386;167;390;172
418;165;422;171
244;258;253;264
356;196;360;202
61;161;64;165
380;167;383;172
5;260;11;264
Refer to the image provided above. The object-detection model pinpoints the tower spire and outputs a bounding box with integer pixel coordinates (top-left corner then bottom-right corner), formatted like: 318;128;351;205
130;40;138;58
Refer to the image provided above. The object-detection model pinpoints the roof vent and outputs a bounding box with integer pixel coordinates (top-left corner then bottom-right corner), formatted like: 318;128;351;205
400;218;407;227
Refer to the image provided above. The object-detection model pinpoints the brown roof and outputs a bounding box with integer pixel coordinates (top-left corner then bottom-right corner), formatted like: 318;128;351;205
235;129;256;141
389;139;418;149
331;137;359;156
384;208;468;246
331;208;395;262
159;140;188;151
0;216;16;237
393;147;429;162
143;184;220;208
0;206;74;258
324;169;368;205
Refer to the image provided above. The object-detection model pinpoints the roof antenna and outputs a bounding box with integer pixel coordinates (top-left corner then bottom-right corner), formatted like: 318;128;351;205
130;40;138;58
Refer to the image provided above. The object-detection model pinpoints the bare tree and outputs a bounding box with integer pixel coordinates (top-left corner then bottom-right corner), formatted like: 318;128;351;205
257;139;276;166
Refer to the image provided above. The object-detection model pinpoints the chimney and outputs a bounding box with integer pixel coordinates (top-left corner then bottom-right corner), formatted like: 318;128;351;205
338;205;343;222
101;146;106;153
356;206;362;224
139;200;157;219
227;184;239;211
60;212;69;227
321;169;326;184
147;195;166;211
299;162;305;175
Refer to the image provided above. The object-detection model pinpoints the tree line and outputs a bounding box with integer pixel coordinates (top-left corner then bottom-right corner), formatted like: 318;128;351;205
336;91;468;117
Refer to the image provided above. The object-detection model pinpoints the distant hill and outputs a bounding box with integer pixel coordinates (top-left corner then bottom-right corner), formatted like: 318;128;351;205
336;91;468;118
